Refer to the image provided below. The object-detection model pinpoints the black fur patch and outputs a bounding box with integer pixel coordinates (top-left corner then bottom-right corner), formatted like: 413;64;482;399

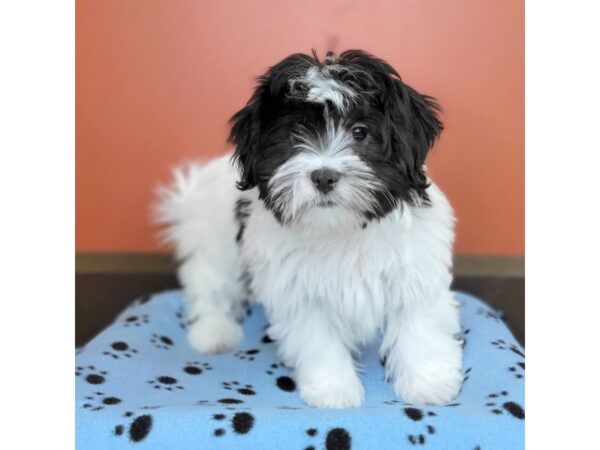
234;198;251;243
229;50;442;224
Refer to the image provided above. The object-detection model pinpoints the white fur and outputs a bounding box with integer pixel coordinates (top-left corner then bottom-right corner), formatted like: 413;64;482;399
156;154;462;408
269;121;386;224
290;66;356;111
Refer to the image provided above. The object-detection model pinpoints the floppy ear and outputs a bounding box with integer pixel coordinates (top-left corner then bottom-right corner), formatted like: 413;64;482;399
403;83;443;167
336;50;442;198
228;80;267;190
386;79;443;196
229;54;316;190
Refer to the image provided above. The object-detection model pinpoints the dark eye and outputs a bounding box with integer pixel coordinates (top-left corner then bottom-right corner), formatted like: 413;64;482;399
351;126;368;142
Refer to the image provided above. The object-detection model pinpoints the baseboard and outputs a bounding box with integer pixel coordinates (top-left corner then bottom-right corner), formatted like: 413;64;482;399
76;252;524;278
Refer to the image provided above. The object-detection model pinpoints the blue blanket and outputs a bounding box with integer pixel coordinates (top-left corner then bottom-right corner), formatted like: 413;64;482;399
76;290;524;449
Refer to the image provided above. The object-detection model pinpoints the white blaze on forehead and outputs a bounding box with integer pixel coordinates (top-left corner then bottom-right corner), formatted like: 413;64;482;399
290;66;356;111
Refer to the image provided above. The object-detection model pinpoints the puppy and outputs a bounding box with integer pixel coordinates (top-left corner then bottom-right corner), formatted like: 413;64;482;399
157;50;462;408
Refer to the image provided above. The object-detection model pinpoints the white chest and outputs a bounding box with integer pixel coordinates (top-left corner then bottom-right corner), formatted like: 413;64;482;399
241;205;412;340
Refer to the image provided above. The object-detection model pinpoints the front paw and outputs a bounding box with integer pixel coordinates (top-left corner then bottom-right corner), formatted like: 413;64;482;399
187;314;243;354
393;365;463;405
299;374;365;409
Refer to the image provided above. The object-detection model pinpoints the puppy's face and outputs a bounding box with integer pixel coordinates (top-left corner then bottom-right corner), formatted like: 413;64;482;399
230;50;442;227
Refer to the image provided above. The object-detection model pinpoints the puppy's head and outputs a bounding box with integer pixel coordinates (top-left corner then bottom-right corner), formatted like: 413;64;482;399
230;50;442;227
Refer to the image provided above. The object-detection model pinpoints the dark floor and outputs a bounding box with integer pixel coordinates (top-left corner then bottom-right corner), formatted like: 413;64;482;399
76;273;524;347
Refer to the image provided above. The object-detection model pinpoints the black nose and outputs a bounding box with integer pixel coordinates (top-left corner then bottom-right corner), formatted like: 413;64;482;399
310;169;341;194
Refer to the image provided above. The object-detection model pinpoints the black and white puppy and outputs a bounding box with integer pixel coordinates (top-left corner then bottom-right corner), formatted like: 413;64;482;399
157;50;462;408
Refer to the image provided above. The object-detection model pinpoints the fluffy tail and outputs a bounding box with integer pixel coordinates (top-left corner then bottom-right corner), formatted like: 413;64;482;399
154;154;246;354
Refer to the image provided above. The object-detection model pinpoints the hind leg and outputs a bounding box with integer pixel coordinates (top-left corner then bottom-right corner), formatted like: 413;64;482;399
178;251;245;354
156;157;247;354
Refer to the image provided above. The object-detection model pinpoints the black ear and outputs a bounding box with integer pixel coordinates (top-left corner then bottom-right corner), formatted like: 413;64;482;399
228;80;267;190
334;50;443;200
229;102;258;190
386;79;443;197
229;53;316;191
403;83;443;166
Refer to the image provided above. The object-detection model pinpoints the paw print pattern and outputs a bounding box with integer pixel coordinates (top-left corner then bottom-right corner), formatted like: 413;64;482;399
234;348;260;361
175;307;187;330
147;376;184;391
477;307;505;322
459;327;471;349
463;367;473;384
122;314;149;327
76;365;108;385
265;363;297;392
150;334;174;350
491;339;525;358
261;333;274;344
197;397;247;409
211;412;255;437
114;412;153;443
81;391;122;411
222;381;256;396
304;427;318;450
196;397;244;409
182;361;212;375
303;427;352;450
403;407;438;446
103;341;138;359
485;391;525;419
508;361;525;379
261;324;275;343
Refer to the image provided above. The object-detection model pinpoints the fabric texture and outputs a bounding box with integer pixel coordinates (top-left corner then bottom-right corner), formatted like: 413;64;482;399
76;290;524;449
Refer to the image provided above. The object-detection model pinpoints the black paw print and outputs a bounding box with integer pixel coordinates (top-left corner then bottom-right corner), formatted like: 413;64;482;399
402;407;438;446
454;367;473;398
175;307;187;330
211;411;255;437
303;427;352;450
508;361;525;379
234;348;260;361
462;366;473;385
150;334;174;350
197;397;247;410
491;339;525;358
217;397;245;407
459;327;471;349
182;361;212;375
76;365;108;385
260;324;275;344
222;381;256;396
123;314;149;327
81;391;122;411
148;376;184;391
114;411;153;443
265;363;296;392
103;341;138;359
261;333;274;344
485;391;525;419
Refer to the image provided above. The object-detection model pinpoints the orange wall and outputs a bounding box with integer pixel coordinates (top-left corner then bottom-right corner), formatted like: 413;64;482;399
76;0;524;255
